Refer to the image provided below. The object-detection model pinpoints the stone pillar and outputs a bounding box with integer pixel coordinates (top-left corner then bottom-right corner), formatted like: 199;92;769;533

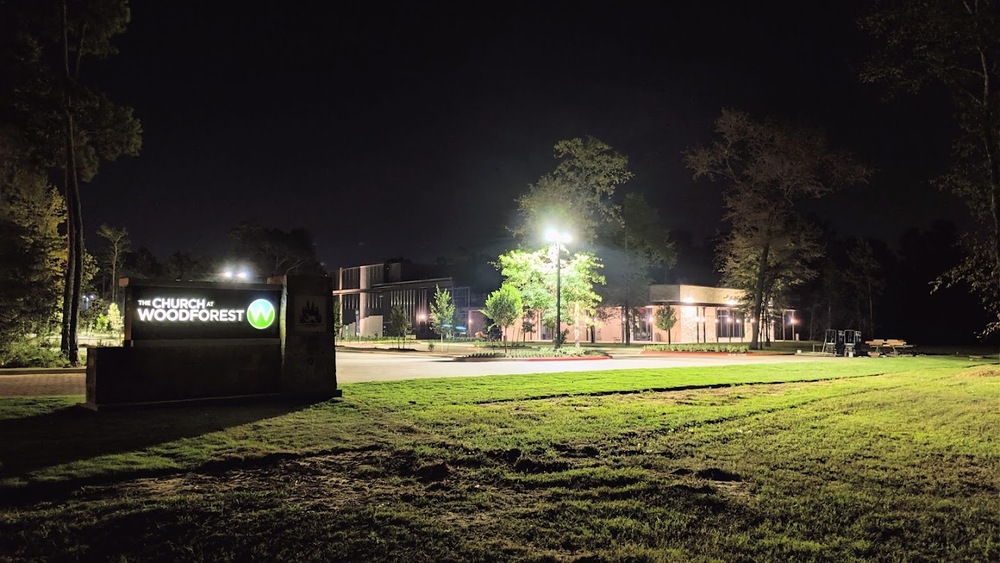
272;275;341;397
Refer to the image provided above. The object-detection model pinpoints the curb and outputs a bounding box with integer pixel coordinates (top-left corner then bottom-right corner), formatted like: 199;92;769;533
639;351;750;357
454;355;611;362
0;367;86;376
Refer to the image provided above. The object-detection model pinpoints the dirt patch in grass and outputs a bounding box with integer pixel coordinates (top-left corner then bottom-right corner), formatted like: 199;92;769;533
695;467;742;482
960;366;1000;378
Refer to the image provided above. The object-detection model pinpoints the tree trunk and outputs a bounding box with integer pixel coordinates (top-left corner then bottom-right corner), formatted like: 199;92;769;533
623;304;631;345
60;166;74;357
60;0;83;364
749;242;771;350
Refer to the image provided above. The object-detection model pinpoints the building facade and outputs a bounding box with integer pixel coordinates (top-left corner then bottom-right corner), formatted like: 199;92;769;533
331;264;794;344
333;261;483;339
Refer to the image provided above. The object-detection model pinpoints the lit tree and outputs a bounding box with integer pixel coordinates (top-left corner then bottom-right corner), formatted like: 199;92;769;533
429;285;455;342
387;306;411;349
496;248;554;318
686;109;870;349
560;251;605;347
482;283;522;353
495;246;604;346
0;167;66;359
654;305;677;344
514;136;632;244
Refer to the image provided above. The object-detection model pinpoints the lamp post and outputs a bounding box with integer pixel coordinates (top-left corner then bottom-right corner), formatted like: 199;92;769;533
545;227;571;349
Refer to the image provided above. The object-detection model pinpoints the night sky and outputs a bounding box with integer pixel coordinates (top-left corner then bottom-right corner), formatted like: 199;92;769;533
84;0;969;271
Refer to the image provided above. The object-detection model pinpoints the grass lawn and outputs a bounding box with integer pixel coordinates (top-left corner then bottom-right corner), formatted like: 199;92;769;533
1;357;998;561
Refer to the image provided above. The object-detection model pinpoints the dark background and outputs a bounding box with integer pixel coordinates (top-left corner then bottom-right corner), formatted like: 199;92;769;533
78;1;985;341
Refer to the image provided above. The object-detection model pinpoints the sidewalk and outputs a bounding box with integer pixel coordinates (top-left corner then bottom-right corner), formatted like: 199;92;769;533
0;370;85;397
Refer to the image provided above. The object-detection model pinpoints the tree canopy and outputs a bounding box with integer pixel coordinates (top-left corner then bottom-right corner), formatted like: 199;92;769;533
1;0;142;363
229;221;326;279
514;136;633;245
429;285;455;341
862;0;1000;335
483;283;522;352
686;109;870;349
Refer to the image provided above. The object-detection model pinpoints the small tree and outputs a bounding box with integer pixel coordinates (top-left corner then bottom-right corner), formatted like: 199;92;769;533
654;306;677;344
331;297;343;337
429;285;455;342
106;303;124;335
482;284;522;353
388;306;411;349
97;224;130;304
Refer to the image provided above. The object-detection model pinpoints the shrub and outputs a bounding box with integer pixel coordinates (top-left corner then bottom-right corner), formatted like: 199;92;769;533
462;347;609;359
0;338;67;368
643;343;748;354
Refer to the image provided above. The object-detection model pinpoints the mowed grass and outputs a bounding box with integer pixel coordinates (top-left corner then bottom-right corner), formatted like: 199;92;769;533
1;357;998;561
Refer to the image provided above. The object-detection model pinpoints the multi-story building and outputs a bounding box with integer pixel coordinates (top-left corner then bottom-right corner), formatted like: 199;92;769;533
332;260;484;339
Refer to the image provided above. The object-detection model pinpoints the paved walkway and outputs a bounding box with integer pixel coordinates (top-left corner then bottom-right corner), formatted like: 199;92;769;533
0;351;836;397
0;372;86;397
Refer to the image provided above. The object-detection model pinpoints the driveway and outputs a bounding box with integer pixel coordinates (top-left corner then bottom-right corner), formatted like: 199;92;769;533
0;351;837;396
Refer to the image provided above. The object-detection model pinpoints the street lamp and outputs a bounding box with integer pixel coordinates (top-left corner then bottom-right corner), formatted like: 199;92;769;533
545;227;572;349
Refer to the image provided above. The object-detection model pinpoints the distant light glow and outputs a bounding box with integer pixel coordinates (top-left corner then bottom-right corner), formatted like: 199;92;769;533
544;227;572;244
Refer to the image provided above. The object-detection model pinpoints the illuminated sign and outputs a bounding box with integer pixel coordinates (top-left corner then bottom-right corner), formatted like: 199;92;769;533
126;283;281;341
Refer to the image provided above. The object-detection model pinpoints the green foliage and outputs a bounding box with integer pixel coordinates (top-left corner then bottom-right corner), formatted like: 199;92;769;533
429;285;455;341
496;248;553;314
514;137;632;244
643;343;748;353
0;172;65;346
461;347;608;359
93;312;110;333
559;251;604;345
331;297;343;335
482;284;522;351
0;338;66;368
654;306;677;344
387;306;411;349
495;246;605;346
106;302;123;334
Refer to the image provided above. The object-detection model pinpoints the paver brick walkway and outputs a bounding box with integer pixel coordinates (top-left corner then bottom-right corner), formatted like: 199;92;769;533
0;373;85;397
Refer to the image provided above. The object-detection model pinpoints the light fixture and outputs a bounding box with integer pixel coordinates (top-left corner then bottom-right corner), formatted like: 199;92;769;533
545;227;572;349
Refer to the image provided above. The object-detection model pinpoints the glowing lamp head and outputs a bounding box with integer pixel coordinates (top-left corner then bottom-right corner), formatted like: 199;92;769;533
544;227;572;244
